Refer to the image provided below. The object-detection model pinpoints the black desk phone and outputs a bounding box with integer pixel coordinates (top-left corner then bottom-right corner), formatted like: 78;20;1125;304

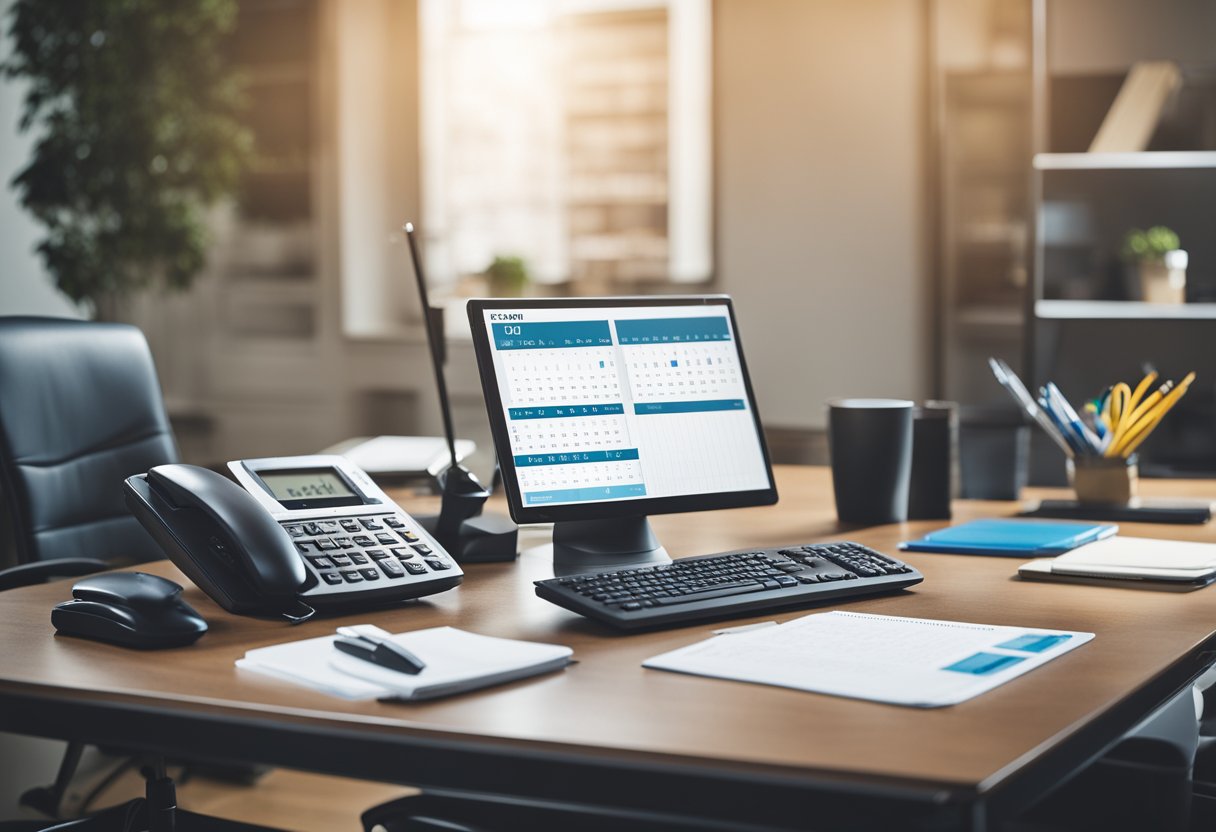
124;455;463;622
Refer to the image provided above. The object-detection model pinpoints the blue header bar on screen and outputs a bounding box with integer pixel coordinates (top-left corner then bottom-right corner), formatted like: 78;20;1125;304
509;403;625;420
613;316;731;344
492;321;613;350
514;448;640;467
633;399;746;415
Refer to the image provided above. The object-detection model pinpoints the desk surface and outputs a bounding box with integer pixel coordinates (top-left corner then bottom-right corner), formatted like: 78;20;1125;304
3;466;1216;827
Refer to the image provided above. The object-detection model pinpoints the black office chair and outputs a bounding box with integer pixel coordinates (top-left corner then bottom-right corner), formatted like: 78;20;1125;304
0;316;178;590
0;318;286;832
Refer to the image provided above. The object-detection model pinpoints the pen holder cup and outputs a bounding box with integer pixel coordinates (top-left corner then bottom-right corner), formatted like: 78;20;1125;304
1068;456;1138;505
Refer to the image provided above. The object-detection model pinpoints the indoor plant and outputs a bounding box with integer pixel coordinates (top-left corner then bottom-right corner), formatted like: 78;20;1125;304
1121;226;1187;304
485;255;530;297
4;0;251;317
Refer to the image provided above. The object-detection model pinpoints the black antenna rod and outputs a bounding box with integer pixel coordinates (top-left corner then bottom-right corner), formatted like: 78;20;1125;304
403;222;458;470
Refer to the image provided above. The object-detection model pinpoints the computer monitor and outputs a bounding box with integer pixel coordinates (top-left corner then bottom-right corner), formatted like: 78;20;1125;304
467;296;777;573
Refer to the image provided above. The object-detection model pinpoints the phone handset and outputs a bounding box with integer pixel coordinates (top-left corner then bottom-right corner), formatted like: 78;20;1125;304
130;465;316;623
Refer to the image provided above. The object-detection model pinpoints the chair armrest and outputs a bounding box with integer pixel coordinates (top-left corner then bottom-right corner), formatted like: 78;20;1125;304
0;558;111;592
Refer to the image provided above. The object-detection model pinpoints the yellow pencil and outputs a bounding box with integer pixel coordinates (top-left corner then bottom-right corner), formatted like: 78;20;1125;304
1114;371;1195;457
1102;383;1133;456
1122;381;1173;433
1104;381;1138;457
1126;371;1158;414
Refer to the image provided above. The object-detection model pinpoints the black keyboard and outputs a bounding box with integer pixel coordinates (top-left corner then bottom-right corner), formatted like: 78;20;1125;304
534;542;923;630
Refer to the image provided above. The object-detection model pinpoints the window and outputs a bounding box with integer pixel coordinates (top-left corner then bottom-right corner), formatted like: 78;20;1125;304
419;0;712;295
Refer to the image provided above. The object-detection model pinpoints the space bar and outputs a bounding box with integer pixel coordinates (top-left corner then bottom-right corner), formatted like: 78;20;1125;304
653;582;767;606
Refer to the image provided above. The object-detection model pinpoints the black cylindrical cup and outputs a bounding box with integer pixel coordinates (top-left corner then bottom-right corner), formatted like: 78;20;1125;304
828;399;914;525
908;401;957;520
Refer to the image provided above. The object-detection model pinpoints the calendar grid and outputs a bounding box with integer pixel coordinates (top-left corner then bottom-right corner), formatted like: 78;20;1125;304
483;308;770;507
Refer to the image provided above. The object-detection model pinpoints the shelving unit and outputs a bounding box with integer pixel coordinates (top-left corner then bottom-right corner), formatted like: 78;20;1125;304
1036;299;1216;319
1026;0;1216;479
1033;151;1216;170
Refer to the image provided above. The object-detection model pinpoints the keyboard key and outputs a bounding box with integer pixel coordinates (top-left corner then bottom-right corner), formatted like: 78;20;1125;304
340;569;363;583
330;554;353;567
340;519;361;533
308;556;334;569
425;559;451;571
359;567;381;581
380;560;405;578
333;537;354;549
404;562;428;576
366;549;391;560
360;517;384;530
284;524;306;538
383;516;405;528
320;572;343;585
316;521;340;534
350;553;369;565
411;544;432;555
391;548;415;560
352;535;375;547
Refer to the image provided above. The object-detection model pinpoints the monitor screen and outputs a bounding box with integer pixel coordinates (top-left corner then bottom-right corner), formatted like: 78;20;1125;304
468;297;777;524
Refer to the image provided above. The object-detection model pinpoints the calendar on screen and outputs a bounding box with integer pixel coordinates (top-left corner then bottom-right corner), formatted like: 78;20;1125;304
478;304;771;509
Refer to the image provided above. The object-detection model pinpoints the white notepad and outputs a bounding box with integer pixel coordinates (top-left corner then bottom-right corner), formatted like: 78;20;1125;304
643;611;1092;708
1019;536;1216;583
237;626;572;701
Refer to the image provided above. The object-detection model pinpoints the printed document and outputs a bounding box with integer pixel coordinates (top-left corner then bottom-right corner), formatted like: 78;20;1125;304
644;611;1092;707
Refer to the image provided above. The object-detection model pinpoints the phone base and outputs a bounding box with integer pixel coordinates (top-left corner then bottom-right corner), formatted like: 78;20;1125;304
417;512;519;563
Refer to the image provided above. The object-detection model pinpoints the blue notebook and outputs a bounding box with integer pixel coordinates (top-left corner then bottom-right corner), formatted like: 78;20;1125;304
899;519;1118;557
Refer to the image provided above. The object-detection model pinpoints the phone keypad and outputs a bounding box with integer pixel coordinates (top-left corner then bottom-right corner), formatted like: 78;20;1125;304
283;513;452;588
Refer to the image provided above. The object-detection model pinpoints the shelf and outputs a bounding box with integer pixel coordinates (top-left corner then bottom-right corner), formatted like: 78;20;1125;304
1034;152;1216;171
1036;300;1216;320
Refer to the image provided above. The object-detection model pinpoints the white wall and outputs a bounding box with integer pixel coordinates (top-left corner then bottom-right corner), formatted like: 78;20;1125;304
716;0;930;429
0;0;79;319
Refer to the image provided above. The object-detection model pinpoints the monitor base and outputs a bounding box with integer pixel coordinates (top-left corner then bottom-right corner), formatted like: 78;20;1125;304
551;516;672;577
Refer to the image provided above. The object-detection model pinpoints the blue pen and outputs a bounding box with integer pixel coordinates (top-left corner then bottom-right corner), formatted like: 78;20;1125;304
1039;392;1085;455
1045;383;1102;455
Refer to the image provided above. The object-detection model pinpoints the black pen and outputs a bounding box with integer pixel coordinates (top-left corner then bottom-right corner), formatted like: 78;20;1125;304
334;633;426;675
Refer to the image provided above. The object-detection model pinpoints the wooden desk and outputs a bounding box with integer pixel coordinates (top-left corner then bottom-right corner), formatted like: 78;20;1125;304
2;466;1215;831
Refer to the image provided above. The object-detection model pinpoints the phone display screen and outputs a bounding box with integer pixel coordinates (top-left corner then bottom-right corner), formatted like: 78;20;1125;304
258;469;360;507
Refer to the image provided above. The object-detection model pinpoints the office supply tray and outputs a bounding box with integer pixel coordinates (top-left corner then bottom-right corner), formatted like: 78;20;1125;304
535;542;923;630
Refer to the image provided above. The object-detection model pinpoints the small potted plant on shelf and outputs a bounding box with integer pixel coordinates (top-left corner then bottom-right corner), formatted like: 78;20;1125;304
485;255;530;297
1121;226;1187;304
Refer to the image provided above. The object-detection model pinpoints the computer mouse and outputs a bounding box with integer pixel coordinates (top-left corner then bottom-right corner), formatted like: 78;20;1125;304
51;572;208;649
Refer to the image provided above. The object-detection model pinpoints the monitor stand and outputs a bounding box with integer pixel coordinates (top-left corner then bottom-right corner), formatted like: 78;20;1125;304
550;516;671;577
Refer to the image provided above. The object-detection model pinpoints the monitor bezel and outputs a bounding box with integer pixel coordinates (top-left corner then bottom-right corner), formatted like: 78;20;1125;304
467;295;778;525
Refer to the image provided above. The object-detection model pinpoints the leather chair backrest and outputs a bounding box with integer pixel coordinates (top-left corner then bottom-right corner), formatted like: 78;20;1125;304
0;317;179;564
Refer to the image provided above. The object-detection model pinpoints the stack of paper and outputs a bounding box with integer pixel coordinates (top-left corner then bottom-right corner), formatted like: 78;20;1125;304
237;625;572;701
1019;537;1216;584
643;611;1092;708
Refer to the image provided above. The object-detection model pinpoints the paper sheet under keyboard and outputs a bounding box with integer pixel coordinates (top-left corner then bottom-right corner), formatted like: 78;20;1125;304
643;611;1092;707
